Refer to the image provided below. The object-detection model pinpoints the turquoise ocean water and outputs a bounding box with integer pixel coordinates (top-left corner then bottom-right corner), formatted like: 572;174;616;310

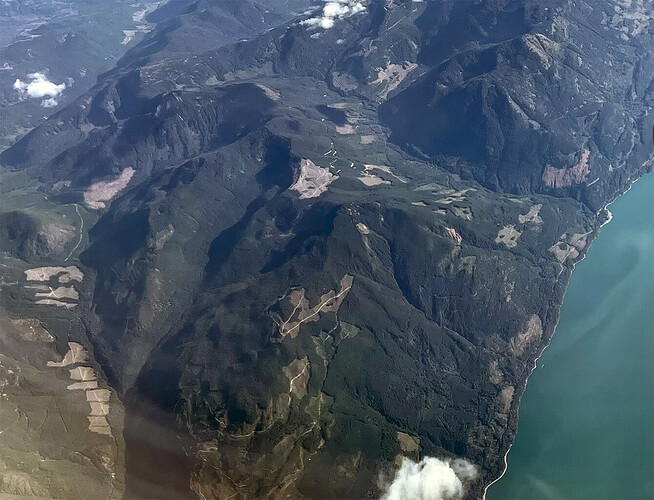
489;173;654;500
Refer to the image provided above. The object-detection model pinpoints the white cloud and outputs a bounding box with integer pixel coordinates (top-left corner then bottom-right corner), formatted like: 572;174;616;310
41;97;59;108
380;456;478;500
301;0;366;30
13;72;65;99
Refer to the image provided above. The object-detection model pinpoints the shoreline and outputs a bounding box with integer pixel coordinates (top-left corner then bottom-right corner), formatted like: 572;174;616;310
480;170;649;500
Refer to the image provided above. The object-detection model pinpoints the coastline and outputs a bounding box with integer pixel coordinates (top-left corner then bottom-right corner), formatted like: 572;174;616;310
480;169;650;500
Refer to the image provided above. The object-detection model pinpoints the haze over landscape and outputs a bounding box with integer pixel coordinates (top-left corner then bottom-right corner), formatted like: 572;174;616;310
0;1;651;499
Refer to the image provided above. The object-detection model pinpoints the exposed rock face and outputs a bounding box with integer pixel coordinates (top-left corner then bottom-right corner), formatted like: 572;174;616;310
0;0;650;499
290;159;338;199
495;225;521;249
39;222;76;253
0;212;74;261
509;315;543;356
271;275;353;339
371;61;419;100
283;357;310;398
543;150;591;188
84;167;135;209
0;309;125;498
518;204;543;225
24;266;84;282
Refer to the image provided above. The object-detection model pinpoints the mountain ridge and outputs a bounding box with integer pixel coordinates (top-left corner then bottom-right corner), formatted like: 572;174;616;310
0;0;651;498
